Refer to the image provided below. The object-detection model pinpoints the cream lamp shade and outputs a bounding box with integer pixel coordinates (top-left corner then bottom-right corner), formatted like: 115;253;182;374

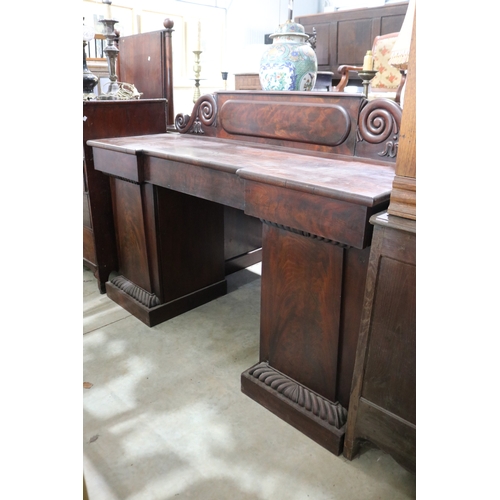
389;0;416;70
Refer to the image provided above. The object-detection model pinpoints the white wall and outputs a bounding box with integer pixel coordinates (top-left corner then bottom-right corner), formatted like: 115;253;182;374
82;1;326;116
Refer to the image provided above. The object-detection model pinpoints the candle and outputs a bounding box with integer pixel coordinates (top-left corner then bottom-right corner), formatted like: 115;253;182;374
103;0;112;19
362;50;373;71
196;21;201;51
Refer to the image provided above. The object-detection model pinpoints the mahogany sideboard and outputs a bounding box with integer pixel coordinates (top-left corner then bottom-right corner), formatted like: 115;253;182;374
88;90;402;455
83;99;168;292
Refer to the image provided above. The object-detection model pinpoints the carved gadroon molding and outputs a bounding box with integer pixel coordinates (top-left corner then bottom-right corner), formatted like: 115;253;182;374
110;276;161;308
261;220;351;248
248;362;348;429
357;98;402;158
175;94;217;134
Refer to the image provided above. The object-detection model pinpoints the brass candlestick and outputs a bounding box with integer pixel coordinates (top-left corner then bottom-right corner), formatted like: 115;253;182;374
98;18;120;100
357;69;377;98
193;50;202;103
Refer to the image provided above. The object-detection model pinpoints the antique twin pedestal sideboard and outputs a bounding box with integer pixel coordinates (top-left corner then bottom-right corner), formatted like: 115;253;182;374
88;90;403;456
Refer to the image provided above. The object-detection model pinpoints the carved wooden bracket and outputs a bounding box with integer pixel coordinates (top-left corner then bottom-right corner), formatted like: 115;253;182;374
356;98;402;159
175;94;217;134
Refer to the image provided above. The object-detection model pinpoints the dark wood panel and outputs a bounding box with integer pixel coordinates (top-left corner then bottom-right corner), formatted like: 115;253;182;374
110;178;152;293
145;155;246;210
244;181;377;249
223;207;262;262
93;148;142;183
155;187;225;303
362;256;416;422
311;23;331;66
117;24;175;125
215;92;361;157
83;226;96;268
353;398;415;471
219;99;352;148
335;246;370;407
83;192;91;228
337;19;374;66
260;223;343;402
381;14;406;35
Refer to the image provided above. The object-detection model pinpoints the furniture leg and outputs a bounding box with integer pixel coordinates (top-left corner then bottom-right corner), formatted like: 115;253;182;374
242;222;369;455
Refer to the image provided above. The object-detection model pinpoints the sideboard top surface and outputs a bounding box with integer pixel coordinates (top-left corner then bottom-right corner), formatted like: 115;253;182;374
88;133;394;208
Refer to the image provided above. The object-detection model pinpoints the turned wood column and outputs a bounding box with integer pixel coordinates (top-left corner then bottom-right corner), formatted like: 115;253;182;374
387;14;416;220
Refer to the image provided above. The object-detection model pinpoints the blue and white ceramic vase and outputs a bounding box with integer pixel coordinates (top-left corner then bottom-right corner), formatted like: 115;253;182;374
259;20;317;91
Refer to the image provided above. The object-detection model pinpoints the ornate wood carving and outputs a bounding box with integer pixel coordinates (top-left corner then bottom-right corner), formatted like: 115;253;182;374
261;219;351;248
110;275;161;308
248;362;348;429
175;94;217;134
356;98;402;159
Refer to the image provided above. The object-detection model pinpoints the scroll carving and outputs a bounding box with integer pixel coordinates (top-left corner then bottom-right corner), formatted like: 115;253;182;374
248;362;348;429
111;276;160;308
357;98;402;158
175;94;217;134
262;219;351;248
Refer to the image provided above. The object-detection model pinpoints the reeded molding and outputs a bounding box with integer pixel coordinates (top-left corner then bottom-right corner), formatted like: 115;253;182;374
248;362;348;429
175;94;217;134
262;219;351;248
357;98;402;158
110;275;160;308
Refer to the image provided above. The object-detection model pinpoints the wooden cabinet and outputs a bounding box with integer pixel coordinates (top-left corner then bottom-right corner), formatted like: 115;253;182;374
234;73;261;90
83;99;168;292
343;212;415;471
295;2;409;84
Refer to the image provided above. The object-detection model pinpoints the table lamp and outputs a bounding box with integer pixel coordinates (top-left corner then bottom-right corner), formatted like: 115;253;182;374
389;0;416;106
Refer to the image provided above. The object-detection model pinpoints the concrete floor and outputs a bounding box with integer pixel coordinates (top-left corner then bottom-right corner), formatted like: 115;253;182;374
83;264;416;500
